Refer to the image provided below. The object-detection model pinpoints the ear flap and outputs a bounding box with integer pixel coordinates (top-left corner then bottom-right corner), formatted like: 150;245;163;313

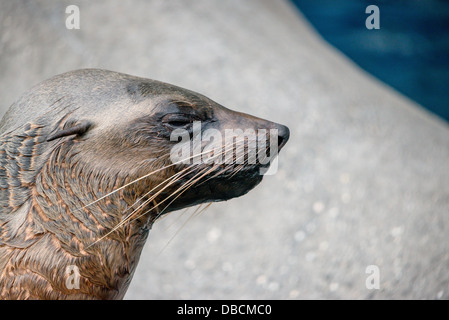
47;121;93;142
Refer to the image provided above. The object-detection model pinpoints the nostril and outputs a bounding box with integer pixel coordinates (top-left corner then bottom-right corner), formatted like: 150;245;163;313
278;135;285;149
276;124;290;151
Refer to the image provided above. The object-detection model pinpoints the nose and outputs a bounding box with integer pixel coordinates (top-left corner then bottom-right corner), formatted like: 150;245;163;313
275;123;290;152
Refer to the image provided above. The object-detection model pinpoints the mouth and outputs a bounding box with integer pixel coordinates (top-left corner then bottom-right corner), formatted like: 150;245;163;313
157;163;264;213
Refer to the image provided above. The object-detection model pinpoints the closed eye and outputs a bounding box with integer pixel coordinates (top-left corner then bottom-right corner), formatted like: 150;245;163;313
167;120;191;127
162;113;198;130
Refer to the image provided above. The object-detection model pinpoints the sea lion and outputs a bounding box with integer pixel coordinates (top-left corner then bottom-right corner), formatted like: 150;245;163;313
0;69;289;299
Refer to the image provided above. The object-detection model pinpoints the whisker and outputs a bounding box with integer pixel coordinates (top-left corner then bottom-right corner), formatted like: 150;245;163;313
158;200;213;255
86;165;197;248
150;164;219;221
114;146;228;231
118;165;193;223
196;142;248;186
76;138;245;212
130;165;214;224
86;135;260;247
163;205;194;230
157;207;199;255
194;202;212;217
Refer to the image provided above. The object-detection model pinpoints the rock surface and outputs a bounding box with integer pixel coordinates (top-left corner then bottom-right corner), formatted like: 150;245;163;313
1;0;448;299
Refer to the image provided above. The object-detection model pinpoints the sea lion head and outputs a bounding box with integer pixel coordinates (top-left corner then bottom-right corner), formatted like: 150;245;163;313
0;69;289;299
37;69;290;216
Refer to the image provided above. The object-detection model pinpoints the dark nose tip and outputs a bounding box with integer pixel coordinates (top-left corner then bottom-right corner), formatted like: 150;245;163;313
276;123;290;152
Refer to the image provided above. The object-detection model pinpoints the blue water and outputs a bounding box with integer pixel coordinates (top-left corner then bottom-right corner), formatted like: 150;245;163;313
290;0;449;123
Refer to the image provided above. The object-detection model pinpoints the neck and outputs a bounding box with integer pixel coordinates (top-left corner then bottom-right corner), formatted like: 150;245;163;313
0;140;154;299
